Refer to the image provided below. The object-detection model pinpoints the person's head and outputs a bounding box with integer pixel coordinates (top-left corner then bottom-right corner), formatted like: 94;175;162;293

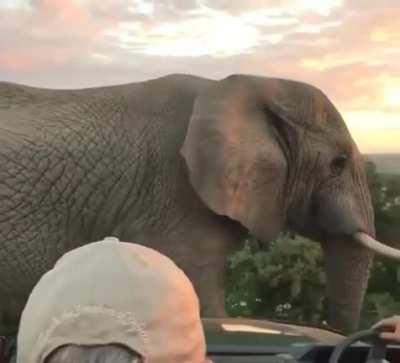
17;237;208;363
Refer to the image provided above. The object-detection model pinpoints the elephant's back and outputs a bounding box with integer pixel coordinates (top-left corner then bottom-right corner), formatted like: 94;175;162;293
0;73;212;166
0;74;211;109
0;75;211;145
0;81;94;109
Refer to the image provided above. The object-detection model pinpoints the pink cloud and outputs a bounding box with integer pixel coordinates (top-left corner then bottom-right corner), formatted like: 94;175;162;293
0;0;110;74
0;46;77;72
30;0;102;42
35;0;91;27
0;0;398;151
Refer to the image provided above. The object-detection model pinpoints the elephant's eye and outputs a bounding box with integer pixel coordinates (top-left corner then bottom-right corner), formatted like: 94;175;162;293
331;154;347;176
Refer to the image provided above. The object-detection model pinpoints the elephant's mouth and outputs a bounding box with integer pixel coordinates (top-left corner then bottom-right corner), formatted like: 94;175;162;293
306;200;400;260
285;194;400;262
352;232;400;260
295;218;400;260
297;194;371;245
318;229;400;261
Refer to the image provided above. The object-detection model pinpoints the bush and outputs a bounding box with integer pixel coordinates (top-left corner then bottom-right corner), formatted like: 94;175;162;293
227;234;400;330
226;234;328;326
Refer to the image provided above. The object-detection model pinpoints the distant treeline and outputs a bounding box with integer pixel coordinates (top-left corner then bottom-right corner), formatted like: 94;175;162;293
366;154;400;176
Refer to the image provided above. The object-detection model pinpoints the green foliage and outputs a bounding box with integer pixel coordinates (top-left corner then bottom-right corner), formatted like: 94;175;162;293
366;161;400;243
227;160;400;330
226;234;328;326
362;160;400;326
360;259;400;329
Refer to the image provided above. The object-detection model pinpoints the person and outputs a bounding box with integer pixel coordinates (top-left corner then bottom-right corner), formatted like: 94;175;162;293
16;237;210;363
373;316;400;343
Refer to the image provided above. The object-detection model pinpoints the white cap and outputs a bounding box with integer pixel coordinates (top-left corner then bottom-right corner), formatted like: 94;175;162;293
17;239;207;363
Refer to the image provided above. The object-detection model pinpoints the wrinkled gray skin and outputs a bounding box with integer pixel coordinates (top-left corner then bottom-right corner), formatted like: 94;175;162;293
0;74;377;335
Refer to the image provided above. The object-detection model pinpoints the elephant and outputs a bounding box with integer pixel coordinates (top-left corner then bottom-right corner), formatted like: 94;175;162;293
0;73;398;336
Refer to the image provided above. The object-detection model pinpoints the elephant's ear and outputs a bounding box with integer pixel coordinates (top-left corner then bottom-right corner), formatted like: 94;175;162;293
181;75;295;242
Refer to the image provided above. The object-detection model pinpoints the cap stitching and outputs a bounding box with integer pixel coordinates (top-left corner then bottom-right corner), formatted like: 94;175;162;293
38;304;149;350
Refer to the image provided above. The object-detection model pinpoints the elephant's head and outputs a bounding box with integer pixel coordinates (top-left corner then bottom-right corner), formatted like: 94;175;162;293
181;74;400;333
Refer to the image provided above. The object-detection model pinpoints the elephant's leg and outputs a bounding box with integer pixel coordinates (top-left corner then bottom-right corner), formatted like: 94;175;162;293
178;248;229;317
1;335;17;363
0;307;4;336
321;238;374;333
153;215;245;318
0;300;18;363
0;295;23;337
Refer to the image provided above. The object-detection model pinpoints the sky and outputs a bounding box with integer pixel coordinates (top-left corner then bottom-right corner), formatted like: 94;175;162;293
0;0;399;154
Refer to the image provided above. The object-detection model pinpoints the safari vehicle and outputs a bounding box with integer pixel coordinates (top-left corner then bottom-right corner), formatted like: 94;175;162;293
1;317;400;362
203;318;400;363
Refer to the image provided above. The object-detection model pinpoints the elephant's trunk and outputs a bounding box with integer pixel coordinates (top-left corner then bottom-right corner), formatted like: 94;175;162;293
353;232;400;260
321;237;374;333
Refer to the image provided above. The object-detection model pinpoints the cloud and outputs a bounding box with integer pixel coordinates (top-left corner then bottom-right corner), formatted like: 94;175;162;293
106;8;263;57
0;0;399;152
0;0;32;10
202;0;343;16
0;0;101;73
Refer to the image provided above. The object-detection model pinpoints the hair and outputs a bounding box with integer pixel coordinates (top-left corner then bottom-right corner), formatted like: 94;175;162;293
45;344;142;363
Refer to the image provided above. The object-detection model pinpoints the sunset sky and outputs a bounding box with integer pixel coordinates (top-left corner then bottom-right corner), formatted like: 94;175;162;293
0;0;399;154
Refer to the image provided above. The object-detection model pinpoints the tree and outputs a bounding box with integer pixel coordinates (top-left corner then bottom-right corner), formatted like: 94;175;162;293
366;160;400;245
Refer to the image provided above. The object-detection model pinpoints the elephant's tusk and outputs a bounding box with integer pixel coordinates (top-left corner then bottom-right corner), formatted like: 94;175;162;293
353;232;400;260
